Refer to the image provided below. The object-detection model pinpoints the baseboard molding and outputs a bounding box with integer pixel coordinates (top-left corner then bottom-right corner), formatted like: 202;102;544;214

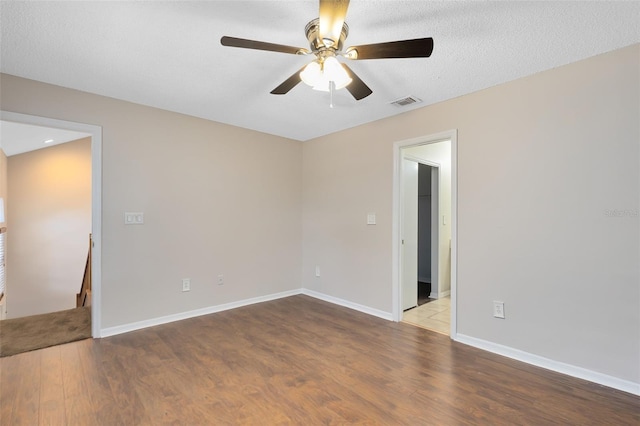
100;289;302;338
301;288;394;321
99;288;639;396
429;290;450;299
455;334;640;396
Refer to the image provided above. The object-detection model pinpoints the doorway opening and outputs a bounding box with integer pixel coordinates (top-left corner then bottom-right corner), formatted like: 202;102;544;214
0;111;102;337
392;130;457;337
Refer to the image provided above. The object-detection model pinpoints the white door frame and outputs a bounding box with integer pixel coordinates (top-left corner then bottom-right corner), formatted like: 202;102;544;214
392;130;457;338
1;111;103;337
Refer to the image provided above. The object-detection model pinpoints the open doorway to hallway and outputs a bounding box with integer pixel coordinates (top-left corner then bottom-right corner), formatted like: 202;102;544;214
0;111;102;338
1;121;92;319
393;131;456;337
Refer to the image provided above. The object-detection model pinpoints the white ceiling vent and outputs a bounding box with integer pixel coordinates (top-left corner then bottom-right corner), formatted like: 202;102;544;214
390;96;422;107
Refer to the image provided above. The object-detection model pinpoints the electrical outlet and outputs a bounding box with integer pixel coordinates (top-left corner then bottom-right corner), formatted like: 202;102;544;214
493;301;505;319
182;278;191;292
217;274;224;285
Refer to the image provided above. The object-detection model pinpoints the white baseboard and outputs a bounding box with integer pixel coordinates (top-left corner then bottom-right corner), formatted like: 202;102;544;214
301;288;394;321
99;288;394;338
100;289;302;338
455;334;640;396
98;288;638;396
429;290;450;299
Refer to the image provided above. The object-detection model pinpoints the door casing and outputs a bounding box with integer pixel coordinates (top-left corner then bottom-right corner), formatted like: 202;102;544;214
392;130;457;338
0;110;103;337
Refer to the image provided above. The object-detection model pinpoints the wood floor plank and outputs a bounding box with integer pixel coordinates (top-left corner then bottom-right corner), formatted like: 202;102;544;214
0;354;20;423
74;339;126;425
1;295;638;425
38;346;66;425
59;342;100;425
10;349;41;425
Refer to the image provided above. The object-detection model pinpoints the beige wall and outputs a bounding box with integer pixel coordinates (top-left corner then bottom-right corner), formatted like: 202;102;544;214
0;43;637;386
0;74;303;328
302;44;639;384
7;138;91;318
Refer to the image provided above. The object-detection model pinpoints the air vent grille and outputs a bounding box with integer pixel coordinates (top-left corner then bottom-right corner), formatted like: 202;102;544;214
390;96;422;107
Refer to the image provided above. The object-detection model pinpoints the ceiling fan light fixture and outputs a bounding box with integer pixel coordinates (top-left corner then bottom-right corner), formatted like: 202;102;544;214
323;56;351;89
303;56;352;92
222;0;433;102
300;60;323;86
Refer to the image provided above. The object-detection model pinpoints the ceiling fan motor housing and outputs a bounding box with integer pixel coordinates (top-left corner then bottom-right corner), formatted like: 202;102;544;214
305;18;349;52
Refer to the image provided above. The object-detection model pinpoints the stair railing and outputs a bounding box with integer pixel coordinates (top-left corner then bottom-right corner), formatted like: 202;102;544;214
76;233;92;307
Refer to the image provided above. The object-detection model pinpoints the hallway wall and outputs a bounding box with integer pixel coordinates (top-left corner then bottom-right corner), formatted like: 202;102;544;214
7;138;91;318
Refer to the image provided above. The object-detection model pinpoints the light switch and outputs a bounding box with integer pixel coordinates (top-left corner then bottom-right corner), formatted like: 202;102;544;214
124;212;144;225
367;213;376;225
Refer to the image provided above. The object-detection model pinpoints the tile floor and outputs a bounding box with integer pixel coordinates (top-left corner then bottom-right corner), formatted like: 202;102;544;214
402;296;450;335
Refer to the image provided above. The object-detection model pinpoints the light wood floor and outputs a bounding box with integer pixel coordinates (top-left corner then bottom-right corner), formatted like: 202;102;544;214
1;295;638;425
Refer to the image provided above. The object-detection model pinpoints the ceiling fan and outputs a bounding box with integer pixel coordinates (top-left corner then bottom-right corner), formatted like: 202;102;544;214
220;0;434;103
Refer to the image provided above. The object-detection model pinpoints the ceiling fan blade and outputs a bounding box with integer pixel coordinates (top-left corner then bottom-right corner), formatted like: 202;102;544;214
270;65;307;95
319;0;350;47
342;64;372;100
221;36;308;55
346;37;434;60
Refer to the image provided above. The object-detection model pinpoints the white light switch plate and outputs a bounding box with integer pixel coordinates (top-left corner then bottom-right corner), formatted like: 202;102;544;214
124;212;144;225
367;213;376;225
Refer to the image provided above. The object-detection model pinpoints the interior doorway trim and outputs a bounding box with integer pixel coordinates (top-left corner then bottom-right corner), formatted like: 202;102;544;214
392;129;457;338
1;110;103;337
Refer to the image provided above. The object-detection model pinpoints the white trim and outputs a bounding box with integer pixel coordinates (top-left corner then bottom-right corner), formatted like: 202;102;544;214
429;290;451;299
302;288;394;321
392;130;458;340
450;132;458;339
403;154;440;168
101;289;302;338
456;334;640;396
0;111;103;337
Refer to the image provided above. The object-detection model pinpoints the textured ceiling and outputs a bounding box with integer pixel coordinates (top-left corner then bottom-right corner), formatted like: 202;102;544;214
0;121;90;157
1;1;638;141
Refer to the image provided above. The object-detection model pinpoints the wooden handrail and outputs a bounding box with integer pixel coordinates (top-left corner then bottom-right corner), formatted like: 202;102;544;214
76;234;92;307
0;227;6;301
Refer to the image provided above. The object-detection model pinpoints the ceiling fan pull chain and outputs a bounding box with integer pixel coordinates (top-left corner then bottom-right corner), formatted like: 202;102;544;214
329;81;335;108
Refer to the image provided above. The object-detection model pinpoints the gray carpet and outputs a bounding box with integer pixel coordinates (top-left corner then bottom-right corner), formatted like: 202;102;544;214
0;307;91;357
